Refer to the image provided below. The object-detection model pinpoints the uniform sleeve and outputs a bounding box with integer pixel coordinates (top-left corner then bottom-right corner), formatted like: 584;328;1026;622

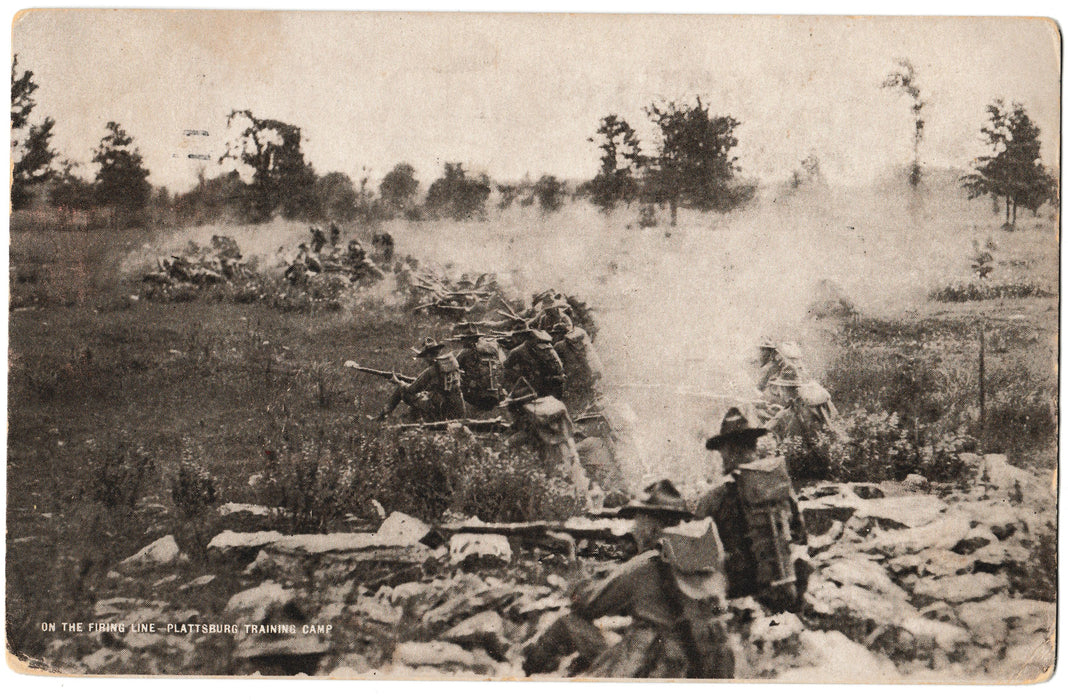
693;480;731;520
572;552;658;620
401;366;435;399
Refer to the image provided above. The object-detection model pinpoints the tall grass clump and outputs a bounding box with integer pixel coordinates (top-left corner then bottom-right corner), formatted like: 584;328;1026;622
255;420;584;530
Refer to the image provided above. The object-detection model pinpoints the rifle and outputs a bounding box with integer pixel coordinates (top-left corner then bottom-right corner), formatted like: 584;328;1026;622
343;360;415;384
390;417;510;432
422;515;638;557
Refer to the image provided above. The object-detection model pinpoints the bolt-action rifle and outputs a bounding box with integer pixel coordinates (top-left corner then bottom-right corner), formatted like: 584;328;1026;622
343;360;415;385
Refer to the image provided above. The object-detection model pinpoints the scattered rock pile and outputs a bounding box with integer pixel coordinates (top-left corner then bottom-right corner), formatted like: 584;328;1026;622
38;453;1054;680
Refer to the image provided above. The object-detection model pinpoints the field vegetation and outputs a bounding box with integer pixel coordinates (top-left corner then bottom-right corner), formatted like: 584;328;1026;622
7;167;1058;668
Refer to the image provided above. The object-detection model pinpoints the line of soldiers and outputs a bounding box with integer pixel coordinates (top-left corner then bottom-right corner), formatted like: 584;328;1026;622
524;403;812;679
363;293;615;504
283;222;385;286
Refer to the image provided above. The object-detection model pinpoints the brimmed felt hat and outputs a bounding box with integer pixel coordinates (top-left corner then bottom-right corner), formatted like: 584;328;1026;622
514;327;553;343
618;479;692;519
660;518;728;601
411;337;446;358
705;405;769;451
551;320;573;336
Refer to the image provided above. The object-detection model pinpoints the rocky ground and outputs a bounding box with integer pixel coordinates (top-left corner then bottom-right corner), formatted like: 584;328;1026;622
25;451;1054;681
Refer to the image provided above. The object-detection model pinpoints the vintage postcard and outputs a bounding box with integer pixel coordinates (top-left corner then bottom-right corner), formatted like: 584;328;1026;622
6;10;1059;681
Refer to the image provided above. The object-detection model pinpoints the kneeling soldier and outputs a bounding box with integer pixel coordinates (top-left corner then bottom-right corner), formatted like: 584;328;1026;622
376;338;467;422
697;405;810;612
524;480;736;679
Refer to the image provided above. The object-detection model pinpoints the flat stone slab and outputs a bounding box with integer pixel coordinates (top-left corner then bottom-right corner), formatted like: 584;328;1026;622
207;530;284;554
860;515;972;558
911;572;1007;605
224;581;296;623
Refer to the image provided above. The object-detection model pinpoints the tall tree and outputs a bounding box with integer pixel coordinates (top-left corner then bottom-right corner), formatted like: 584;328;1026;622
882;59;926;188
92;121;151;212
220;109;318;222
586;114;642;211
380;162;419;213
960;100;1054;229
10;55;57;209
425;163;490;220
644;97;743;225
316;171;359;222
49;160;95;212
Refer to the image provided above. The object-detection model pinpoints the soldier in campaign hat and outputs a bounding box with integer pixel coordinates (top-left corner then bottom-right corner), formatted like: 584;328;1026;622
375;337;466;422
451;322;507;412
505;327;566;399
697;405;809;611
523;488;735;679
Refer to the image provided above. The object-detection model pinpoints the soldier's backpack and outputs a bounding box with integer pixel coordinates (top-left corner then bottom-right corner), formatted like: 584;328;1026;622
471;338;504;394
435;353;462;393
522;396;573;445
732;456;798;601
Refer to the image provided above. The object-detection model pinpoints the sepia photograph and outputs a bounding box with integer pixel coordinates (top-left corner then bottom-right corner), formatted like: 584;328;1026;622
5;9;1060;682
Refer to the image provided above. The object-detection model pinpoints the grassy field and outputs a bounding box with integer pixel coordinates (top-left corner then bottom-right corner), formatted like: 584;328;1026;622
6;178;1058;663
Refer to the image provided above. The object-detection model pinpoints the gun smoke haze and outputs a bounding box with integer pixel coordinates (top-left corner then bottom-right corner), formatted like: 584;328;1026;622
126;177;1056;487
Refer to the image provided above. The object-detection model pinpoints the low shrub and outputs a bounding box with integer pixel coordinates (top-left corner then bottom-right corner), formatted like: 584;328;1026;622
170;460;219;520
778;409;977;484
84;440;158;512
930;280;1054;303
256;421;584;531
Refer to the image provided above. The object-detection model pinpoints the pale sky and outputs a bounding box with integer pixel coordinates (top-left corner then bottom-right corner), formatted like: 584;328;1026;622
11;11;1061;191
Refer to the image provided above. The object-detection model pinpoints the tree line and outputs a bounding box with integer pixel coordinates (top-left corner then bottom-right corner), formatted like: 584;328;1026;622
10;55;1059;230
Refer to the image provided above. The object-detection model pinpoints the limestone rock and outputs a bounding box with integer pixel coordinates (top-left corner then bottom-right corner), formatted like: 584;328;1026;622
902;473;929;492
376;511;430;545
886;550;973;579
442;610;509;659
393;640;489;670
910;572;1006;605
774;630;900;682
860;515;972;558
955;596;1055;647
852;494;947;530
224;581;296;623
979;454;1036;493
207;530;284;562
119;535;180;570
951;525;995;555
259;531;433;586
970;541;1030;574
352;596;403;626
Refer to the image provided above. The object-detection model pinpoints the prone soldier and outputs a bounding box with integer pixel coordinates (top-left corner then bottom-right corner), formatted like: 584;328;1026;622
551;315;605;408
500;381;595;506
